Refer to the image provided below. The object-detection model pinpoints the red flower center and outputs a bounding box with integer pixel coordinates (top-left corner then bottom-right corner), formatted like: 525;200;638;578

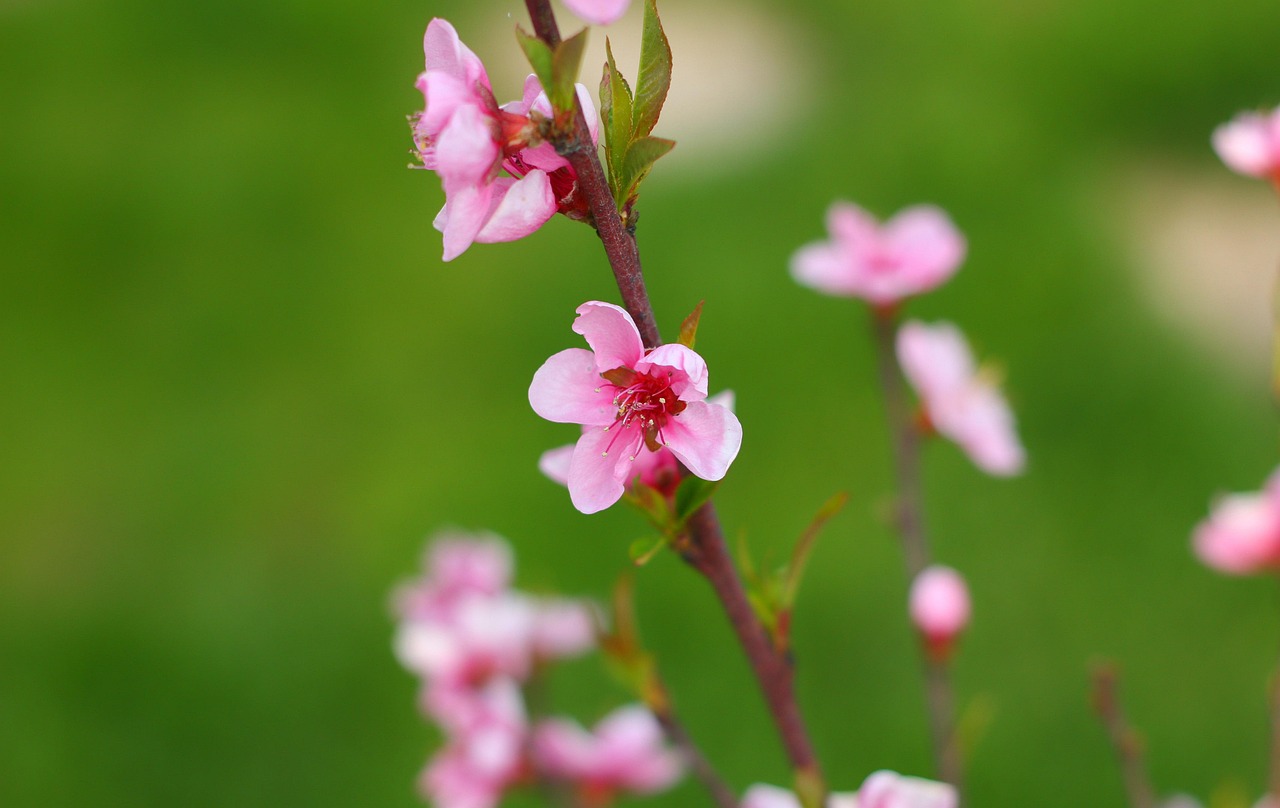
599;367;687;455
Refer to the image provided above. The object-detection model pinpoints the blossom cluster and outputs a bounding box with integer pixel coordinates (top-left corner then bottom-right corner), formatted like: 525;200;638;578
393;532;682;808
412;20;600;261
742;770;957;808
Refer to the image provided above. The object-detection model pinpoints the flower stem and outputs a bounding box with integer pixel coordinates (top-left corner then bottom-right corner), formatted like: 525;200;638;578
1091;664;1157;808
522;0;824;797
870;306;964;798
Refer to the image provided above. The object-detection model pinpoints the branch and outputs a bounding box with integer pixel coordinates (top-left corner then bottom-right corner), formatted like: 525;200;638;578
522;0;824;798
1091;664;1158;808
870;306;964;797
649;678;739;808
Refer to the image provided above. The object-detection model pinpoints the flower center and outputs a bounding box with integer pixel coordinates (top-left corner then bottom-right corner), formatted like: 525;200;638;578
599;367;687;456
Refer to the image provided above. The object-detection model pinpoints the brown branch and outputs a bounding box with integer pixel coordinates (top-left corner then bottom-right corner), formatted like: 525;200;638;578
522;0;824;799
870;306;964;798
648;678;739;808
1091;664;1158;808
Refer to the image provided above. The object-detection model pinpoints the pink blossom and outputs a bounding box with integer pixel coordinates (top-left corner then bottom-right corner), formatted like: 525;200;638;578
562;0;631;26
1193;469;1280;575
856;770;957;808
1212;107;1280;181
532;705;682;798
909;566;971;661
419;679;529;808
896;320;1024;477
539;390;735;497
528;301;743;514
413;20;600;261
791;202;965;305
531;598;598;659
741;784;858;808
396;592;539;687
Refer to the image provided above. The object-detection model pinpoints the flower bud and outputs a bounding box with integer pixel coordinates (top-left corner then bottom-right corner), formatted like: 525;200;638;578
909;565;971;661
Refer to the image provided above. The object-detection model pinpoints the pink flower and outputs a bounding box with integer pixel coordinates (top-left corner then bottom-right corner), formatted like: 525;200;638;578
1193;470;1280;575
791;202;966;306
741;784;858;808
909;566;971;661
419;679;529;808
532;705;682;798
896;320;1024;477
562;0;631;26
856;770;957;808
528;302;743;514
539;391;735;497
1213;107;1280;181
413;20;600;261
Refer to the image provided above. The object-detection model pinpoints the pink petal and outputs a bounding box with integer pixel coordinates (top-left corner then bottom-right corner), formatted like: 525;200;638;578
437;104;499;188
596;706;682;792
538;444;575;486
635;343;709;400
742;785;802;808
572;301;645;371
858;770;957;808
882;205;966;290
474;171;557;244
946;385;1024;476
1193;491;1280;575
791;241;858;296
529;348;617;426
826;200;880;245
435;182;494;262
416;71;476;140
424;18;490;90
561;0;631;26
567;427;641;513
531;599;596;659
427;533;513;596
706;389;735;412
661;400;742;481
532;718;597;775
1212;111;1280;178
896;320;974;399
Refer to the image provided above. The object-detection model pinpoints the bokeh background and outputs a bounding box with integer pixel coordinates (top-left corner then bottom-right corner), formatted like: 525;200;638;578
4;0;1280;805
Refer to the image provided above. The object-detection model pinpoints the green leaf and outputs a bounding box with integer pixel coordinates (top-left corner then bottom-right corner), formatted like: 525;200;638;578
623;480;676;533
600;39;634;198
632;0;672;139
618;136;675;207
674;475;719;522
515;28;555;98
677;300;704;349
550;28;589;111
629;535;669;566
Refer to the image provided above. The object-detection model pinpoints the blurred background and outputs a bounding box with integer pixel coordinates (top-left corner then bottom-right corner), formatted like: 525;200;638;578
3;0;1280;805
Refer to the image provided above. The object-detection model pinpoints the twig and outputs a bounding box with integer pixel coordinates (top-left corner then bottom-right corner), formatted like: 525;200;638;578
521;0;825;799
1091;663;1157;808
649;678;739;808
870;305;964;798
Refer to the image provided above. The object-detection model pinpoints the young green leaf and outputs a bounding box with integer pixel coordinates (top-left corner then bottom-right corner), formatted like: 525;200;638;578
600;39;635;198
633;0;673;139
550;28;589;111
674;475;719;522
781;492;849;607
677;300;704;349
515;28;555;97
629;535;669;566
619;135;675;207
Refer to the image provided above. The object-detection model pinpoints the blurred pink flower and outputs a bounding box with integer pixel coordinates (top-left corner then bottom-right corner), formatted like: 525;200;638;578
791;202;965;306
909;566;971;661
1193;470;1280;575
896;320;1024;477
528;301;742;513
857;770;957;808
562;0;631;26
413;20;601;260
419;679;529;808
538;391;735;497
741;783;858;808
532;705;682;799
1212;107;1280;181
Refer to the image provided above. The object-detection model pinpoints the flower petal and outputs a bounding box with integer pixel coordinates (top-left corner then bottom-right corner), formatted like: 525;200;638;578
435;181;494;262
529;348;617;425
883;205;966;289
661;400;741;481
572;301;645;371
561;0;631;26
424;18;489;89
474;171;557;244
635;343;709;400
1213;112;1279;177
436;104;499;188
567;427;640;513
538;444;575;486
896;320;974;399
790;241;857;296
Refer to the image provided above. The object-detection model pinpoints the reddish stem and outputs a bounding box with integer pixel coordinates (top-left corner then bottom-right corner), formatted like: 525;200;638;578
1091;664;1157;808
521;0;823;796
870;306;964;798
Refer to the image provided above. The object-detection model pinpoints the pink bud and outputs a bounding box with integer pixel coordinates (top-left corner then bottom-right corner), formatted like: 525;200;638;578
1193;470;1280;576
909;566;970;659
857;770;957;808
1212;107;1280;181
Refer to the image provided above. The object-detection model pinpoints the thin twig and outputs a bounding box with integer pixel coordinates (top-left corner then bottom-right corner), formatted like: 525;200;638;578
521;0;824;799
1091;664;1158;808
870;306;964;798
649;678;739;808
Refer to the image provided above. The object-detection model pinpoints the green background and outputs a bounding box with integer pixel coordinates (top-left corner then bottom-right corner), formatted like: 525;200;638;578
3;0;1279;805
